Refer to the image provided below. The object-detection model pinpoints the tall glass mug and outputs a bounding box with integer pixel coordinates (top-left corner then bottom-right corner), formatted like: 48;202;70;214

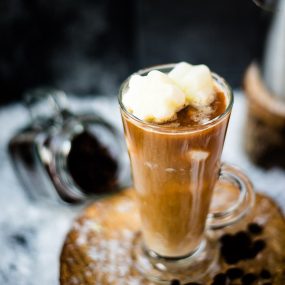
119;64;255;283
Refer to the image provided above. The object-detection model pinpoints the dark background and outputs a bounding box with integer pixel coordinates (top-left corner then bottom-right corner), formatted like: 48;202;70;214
0;0;271;105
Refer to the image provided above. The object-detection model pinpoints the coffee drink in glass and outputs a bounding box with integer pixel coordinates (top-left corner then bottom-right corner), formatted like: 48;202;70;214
119;63;255;283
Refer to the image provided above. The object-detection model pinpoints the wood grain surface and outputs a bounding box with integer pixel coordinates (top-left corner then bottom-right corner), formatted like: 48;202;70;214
60;189;285;285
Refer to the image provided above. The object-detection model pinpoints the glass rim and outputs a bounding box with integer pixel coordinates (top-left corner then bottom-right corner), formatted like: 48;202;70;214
118;63;234;134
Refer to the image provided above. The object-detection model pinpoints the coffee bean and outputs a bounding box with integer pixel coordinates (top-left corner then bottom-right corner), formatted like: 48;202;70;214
211;280;225;285
170;279;180;285
213;273;227;285
221;244;242;264
244;239;266;260
252;239;266;254
220;234;234;245
235;231;252;248
247;223;263;235
184;283;201;285
236;232;253;259
260;269;271;279
226;267;244;280
224;255;239;265
262;282;272;285
244;248;257;259
241;273;258;285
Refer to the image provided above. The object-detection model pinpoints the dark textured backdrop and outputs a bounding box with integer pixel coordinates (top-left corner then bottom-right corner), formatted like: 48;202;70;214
0;0;271;105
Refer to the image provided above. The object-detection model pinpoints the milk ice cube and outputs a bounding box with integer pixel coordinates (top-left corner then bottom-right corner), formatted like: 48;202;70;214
169;62;215;108
122;70;186;123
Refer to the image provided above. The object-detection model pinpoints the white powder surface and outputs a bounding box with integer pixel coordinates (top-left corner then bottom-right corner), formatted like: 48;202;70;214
0;93;284;285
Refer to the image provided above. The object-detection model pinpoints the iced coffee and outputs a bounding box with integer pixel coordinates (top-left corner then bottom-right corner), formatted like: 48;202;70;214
120;63;230;258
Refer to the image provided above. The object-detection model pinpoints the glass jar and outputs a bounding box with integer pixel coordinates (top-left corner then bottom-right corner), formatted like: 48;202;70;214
9;88;128;204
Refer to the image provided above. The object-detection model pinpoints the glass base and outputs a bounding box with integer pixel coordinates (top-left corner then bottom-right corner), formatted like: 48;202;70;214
133;234;218;284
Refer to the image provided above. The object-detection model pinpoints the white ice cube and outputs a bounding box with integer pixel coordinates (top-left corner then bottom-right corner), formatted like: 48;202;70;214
169;62;215;108
122;70;186;123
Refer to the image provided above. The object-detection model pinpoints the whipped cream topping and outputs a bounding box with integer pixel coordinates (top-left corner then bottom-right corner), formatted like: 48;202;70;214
122;62;216;123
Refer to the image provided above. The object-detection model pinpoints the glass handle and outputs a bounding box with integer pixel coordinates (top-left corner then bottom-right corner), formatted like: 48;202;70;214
207;163;255;230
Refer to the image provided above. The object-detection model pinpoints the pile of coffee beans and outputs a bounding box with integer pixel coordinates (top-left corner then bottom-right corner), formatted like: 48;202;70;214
169;223;272;285
211;268;272;285
219;223;266;264
170;267;272;285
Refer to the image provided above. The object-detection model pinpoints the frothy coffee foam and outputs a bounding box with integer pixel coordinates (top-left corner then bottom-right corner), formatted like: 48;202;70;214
122;62;216;123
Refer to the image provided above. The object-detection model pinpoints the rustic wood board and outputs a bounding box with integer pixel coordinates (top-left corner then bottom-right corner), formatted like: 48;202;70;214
60;189;285;285
244;63;285;169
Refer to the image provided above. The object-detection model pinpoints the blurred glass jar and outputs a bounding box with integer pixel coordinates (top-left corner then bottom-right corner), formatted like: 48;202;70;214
9;88;129;204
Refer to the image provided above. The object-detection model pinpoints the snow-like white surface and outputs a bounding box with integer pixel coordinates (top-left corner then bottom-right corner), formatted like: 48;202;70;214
0;93;284;285
0;103;76;285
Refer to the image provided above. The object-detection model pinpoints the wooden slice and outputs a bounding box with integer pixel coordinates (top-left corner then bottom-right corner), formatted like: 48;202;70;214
60;189;285;285
244;63;285;168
